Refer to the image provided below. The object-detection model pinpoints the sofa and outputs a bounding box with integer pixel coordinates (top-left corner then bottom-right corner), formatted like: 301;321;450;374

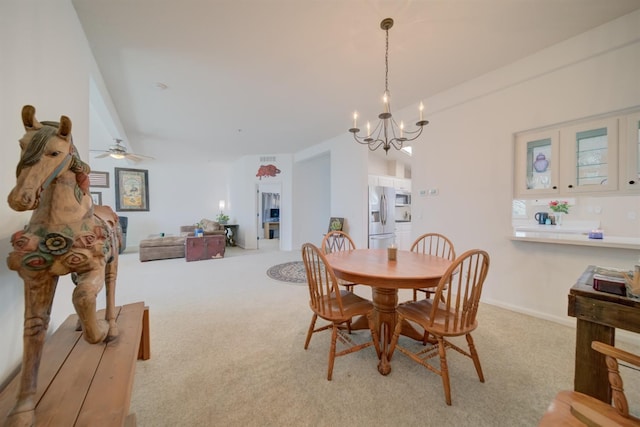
138;219;226;262
180;219;226;238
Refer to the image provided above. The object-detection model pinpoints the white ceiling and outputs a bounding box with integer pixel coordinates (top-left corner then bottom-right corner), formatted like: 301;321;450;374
72;0;640;163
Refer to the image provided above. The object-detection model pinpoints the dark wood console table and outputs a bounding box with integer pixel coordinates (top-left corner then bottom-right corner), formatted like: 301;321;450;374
568;265;640;403
223;224;238;246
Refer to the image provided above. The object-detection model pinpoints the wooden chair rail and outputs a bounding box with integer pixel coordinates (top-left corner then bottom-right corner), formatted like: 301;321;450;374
0;302;150;427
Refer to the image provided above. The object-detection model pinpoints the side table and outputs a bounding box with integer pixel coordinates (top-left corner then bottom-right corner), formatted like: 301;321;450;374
568;265;640;402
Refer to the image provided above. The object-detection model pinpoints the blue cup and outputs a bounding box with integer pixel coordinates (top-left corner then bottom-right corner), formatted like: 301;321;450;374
534;212;549;225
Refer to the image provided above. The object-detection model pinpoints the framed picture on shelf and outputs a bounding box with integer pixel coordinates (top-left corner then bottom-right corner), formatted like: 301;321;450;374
328;217;344;232
90;192;102;206
88;171;109;188
115;167;149;212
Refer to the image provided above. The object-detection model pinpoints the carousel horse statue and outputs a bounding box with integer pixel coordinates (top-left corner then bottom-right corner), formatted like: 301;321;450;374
4;105;121;426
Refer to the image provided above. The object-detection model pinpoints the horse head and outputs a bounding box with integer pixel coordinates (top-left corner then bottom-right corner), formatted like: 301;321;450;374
8;105;90;211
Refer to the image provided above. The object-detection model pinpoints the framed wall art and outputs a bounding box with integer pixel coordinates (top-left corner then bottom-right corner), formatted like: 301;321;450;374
90;192;102;206
89;171;109;188
115;167;149;212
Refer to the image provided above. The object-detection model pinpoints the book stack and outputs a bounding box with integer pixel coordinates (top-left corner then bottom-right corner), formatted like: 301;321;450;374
592;266;632;296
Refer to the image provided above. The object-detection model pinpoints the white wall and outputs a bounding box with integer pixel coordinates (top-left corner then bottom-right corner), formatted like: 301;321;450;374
407;10;640;325
0;0;95;384
295;132;369;249
293;153;331;248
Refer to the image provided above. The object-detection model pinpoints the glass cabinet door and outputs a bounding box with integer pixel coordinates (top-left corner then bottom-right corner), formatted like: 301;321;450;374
560;118;618;193
621;112;640;191
514;130;559;197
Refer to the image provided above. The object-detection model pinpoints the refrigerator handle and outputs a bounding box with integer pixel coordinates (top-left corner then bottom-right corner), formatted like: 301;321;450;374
380;193;386;226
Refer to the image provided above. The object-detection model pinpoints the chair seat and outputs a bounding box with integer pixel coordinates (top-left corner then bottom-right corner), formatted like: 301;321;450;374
397;300;478;337
315;291;373;322
539;390;640;426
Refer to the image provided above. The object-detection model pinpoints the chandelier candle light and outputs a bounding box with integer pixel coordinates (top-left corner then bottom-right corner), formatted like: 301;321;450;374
349;18;428;154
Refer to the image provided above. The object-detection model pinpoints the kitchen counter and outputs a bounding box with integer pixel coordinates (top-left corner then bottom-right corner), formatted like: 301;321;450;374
510;230;640;250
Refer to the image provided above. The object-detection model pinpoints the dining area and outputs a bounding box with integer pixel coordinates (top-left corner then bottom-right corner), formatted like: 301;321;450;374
301;231;491;406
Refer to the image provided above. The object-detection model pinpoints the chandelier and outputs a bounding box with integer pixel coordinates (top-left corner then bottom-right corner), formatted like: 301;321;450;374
349;18;428;154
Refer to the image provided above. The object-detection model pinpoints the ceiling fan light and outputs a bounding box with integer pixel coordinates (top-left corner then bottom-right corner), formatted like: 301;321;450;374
110;152;125;159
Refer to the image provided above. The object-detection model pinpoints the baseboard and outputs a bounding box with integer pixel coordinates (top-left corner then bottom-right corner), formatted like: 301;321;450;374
482;297;640;346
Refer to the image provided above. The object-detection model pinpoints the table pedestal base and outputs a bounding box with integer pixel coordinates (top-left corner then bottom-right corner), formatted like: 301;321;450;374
351;287;426;375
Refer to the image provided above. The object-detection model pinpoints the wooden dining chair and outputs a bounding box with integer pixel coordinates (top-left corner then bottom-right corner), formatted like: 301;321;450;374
410;233;456;301
301;243;380;380
389;249;490;405
321;230;358;292
539;341;640;426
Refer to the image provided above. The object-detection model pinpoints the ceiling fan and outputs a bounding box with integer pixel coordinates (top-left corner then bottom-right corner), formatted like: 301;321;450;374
90;139;154;162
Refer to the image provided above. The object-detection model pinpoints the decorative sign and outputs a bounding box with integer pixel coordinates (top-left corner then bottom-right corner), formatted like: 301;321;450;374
89;171;109;188
256;164;281;180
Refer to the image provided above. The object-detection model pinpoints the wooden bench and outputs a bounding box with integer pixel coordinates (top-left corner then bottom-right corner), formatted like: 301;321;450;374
0;301;150;426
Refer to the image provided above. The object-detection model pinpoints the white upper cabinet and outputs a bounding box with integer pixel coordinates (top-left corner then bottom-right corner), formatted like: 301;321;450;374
378;176;395;187
394;178;411;192
514;110;640;198
559;117;618;194
620;111;640;192
514;129;560;197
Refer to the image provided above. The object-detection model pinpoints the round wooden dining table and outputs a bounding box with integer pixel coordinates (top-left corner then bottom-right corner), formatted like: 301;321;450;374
324;248;452;375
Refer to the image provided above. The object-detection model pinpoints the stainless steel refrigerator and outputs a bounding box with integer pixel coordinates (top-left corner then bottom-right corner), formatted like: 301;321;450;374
368;185;396;249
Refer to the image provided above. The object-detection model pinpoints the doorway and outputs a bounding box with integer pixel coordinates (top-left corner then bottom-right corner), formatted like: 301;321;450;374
256;183;281;249
262;192;280;240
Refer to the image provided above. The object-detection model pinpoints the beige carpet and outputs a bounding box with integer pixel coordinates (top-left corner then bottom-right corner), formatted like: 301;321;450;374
110;241;640;426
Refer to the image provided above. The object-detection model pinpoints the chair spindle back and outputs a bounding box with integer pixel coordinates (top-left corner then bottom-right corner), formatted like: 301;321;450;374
430;249;490;333
301;243;345;317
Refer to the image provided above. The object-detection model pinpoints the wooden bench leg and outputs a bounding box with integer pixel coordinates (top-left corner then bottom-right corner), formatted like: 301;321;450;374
138;306;151;360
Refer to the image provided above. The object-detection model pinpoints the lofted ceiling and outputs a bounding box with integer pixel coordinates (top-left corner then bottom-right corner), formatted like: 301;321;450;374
72;0;640;163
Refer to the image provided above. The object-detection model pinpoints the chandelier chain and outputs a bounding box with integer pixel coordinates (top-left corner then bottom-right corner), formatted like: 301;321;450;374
384;26;389;94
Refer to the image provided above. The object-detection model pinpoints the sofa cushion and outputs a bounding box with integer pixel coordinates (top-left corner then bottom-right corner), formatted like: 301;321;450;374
181;221;226;236
200;219;225;234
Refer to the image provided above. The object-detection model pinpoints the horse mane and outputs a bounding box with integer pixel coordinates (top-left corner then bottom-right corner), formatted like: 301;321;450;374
16;120;91;193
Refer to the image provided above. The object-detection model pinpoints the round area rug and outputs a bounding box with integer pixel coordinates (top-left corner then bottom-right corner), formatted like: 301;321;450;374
266;261;306;284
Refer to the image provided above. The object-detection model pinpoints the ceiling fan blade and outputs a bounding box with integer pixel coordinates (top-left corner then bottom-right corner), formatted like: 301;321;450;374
125;153;154;161
94;152;111;159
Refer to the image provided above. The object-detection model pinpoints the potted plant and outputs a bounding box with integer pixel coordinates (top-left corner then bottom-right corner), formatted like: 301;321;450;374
194;221;204;237
216;213;230;225
548;200;569;225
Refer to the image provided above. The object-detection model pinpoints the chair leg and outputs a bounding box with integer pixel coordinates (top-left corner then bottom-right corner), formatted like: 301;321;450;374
327;324;338;381
437;336;452;406
422;330;430;346
466;333;485;383
304;314;317;350
413;289;433;301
